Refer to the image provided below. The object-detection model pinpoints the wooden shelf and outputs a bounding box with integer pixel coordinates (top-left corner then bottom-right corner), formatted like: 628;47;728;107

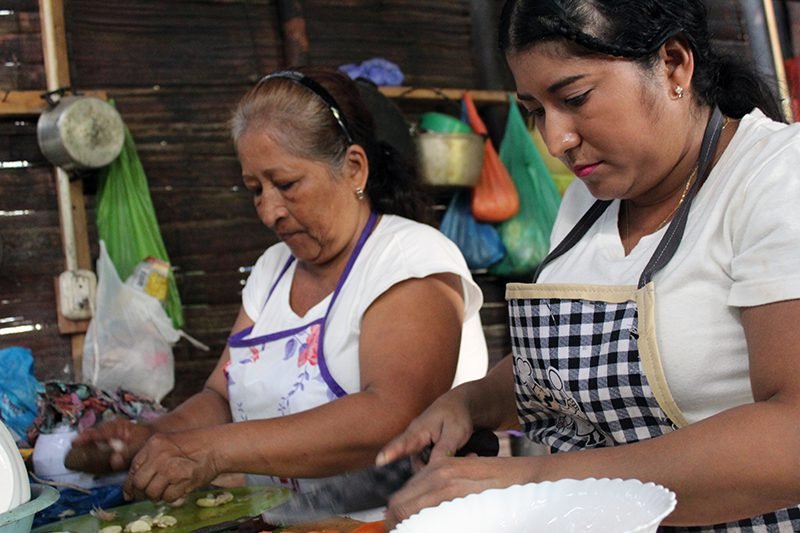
379;86;512;105
0;89;108;116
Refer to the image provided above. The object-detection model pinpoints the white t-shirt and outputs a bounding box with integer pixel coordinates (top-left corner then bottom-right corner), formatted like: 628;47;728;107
241;214;488;393
539;109;800;423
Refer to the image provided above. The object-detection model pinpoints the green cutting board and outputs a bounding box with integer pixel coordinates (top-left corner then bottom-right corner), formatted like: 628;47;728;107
33;486;291;533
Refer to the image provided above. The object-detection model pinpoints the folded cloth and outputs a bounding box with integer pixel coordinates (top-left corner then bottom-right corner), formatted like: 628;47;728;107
339;58;404;86
28;382;166;445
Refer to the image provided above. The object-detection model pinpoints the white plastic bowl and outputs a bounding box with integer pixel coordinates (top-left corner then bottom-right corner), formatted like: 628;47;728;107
0;485;59;533
391;478;677;533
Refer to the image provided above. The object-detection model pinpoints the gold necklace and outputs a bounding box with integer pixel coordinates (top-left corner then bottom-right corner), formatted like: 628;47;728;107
624;164;697;248
654;164;697;231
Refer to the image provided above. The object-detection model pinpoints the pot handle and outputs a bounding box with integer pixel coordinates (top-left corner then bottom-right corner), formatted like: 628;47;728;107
41;86;72;108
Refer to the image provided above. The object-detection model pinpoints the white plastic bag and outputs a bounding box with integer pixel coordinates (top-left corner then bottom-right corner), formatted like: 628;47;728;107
83;241;179;403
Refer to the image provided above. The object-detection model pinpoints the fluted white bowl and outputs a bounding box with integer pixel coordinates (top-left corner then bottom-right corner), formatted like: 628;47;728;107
391;478;676;533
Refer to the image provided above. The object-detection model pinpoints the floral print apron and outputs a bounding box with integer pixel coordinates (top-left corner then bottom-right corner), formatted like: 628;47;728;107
507;109;800;532
225;212;377;491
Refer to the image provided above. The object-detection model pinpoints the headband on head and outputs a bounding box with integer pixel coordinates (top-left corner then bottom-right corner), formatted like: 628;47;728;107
260;70;354;145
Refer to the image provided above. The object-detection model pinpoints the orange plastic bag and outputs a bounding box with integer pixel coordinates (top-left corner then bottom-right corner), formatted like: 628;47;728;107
463;92;519;222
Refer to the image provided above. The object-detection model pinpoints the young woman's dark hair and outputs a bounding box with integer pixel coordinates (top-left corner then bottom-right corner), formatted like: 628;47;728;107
498;0;785;122
231;67;432;223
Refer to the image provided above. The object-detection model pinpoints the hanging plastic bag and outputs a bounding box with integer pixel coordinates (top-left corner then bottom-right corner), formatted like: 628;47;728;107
491;96;562;277
96;116;184;329
463;92;519;223
440;190;506;270
0;346;43;444
83;241;180;403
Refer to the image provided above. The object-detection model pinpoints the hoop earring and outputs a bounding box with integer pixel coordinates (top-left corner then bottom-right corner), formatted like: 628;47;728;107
673;85;684;99
354;187;365;200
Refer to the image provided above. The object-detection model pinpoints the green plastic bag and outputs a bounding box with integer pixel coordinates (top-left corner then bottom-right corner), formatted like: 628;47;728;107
96;117;184;329
490;96;562;278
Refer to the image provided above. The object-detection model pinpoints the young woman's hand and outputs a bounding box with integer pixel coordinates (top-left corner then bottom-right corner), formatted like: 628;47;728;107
384;456;534;530
376;385;475;468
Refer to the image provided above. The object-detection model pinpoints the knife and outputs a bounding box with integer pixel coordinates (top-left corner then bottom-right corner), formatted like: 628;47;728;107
260;429;499;526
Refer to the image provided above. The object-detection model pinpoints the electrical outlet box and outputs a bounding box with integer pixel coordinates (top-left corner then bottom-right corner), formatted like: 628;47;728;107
59;269;97;321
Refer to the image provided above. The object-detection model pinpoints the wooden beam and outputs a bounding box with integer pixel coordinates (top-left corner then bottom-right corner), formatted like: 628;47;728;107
379;86;511;105
0;89;108;116
39;0;91;373
276;0;309;67
763;0;794;121
40;0;70;91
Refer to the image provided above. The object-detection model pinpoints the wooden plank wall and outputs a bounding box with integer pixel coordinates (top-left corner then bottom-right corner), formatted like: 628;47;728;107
0;0;765;409
0;0;68;379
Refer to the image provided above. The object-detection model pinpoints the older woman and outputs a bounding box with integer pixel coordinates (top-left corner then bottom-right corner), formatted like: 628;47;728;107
73;67;487;503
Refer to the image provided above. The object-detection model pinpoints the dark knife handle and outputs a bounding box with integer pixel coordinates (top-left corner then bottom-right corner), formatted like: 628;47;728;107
455;428;500;457
418;428;499;463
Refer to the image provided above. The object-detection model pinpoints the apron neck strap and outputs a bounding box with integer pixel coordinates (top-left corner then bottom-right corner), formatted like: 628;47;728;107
532;199;612;282
325;211;378;313
532;106;725;287
262;211;379;311
266;256;296;305
637;106;725;288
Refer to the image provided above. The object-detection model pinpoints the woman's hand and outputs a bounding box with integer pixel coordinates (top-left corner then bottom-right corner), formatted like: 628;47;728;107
377;356;518;468
384;456;533;530
71;418;155;472
123;429;222;503
376;386;475;468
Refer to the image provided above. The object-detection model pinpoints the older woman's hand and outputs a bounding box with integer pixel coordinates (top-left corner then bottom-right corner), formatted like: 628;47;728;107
123;429;221;503
71;418;155;472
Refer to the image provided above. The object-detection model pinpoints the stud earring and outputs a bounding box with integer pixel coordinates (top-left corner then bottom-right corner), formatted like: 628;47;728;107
673;85;684;99
355;187;365;200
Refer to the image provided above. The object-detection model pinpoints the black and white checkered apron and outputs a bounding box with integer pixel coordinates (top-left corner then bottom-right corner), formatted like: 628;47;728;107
507;108;800;532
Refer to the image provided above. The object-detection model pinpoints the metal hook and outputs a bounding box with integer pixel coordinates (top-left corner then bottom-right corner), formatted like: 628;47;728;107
40;86;71;108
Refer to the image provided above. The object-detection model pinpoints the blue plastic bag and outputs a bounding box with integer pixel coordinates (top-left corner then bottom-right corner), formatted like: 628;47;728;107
440;190;506;270
0;346;44;444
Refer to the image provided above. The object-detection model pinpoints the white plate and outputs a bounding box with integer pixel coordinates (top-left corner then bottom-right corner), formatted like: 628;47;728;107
0;422;27;509
0;437;15;513
0;421;30;512
392;478;677;533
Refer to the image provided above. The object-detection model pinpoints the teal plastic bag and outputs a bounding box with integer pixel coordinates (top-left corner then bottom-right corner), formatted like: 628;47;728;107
490;97;562;277
440;191;506;270
0;346;44;444
96;117;184;328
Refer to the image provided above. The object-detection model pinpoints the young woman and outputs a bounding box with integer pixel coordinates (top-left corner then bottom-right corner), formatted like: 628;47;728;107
379;2;800;531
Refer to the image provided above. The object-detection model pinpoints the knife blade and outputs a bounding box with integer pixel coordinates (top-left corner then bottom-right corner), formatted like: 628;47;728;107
261;429;499;526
